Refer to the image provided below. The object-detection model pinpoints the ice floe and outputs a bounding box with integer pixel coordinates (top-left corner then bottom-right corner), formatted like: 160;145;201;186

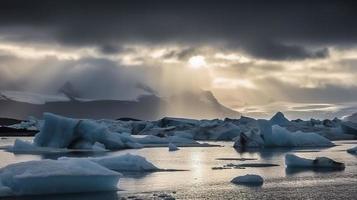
234;123;334;148
168;143;179;151
285;154;345;169
0;159;121;196
231;174;264;186
60;153;159;172
347;146;357;154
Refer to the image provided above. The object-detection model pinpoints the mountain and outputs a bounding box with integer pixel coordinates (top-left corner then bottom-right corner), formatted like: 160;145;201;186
0;90;240;120
163;90;239;119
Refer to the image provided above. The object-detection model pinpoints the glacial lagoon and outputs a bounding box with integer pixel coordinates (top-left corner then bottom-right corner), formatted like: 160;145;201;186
1;138;356;200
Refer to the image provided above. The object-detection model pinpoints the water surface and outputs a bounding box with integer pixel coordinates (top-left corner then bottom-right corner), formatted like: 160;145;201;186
1;138;356;199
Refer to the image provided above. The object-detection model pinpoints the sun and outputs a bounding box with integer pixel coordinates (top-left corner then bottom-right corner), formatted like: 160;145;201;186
188;55;207;69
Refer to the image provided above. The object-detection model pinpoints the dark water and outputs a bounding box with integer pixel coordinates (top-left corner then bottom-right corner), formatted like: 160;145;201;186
0;138;356;199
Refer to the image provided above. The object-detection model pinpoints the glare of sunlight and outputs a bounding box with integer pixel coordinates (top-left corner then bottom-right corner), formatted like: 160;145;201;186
188;55;207;69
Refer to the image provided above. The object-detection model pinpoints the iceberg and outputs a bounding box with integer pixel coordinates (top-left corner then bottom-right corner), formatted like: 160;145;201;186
231;174;264;186
9;139;107;154
270;112;290;126
347;146;357;154
0;159;120;196
168;143;179;151
60;153;158;172
267;125;334;147
234;123;334;148
285;154;345;169
204;122;241;140
30;113;143;151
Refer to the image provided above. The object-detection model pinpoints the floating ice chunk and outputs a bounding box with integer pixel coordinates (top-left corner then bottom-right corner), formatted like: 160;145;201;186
10;139;38;152
168;135;198;144
133;135;198;145
168;143;179;151
0;159;120;196
233;129;264;148
0;181;13;196
269;125;334;147
32;113;139;151
9;139;69;154
347;146;357;154
92;142;107;151
341;121;357;136
285;154;345;169
172;131;194;139
34;113;79;148
231;174;264;186
206;122;241;140
61;153;158;172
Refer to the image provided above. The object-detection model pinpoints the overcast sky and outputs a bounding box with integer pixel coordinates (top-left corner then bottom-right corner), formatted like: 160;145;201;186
1;0;357;118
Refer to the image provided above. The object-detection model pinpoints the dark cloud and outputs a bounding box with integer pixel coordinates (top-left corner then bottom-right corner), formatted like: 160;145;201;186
161;48;197;60
135;82;158;95
254;77;357;103
99;44;122;55
241;40;329;60
0;0;356;60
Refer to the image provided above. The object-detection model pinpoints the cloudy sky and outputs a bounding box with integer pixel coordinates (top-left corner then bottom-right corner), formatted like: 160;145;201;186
1;0;357;119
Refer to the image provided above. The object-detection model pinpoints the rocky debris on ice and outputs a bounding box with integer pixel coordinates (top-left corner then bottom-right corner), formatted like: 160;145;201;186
347;146;357;154
285;154;345;169
168;143;179;151
231;174;264;186
0;159;121;196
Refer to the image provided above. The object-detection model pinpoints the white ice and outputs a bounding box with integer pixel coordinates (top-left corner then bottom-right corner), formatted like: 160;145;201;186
60;153;159;172
0;91;70;105
234;120;334;148
0;159;120;196
267;125;334;147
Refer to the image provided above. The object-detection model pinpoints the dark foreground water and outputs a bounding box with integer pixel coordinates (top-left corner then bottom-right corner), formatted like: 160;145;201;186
0;138;356;200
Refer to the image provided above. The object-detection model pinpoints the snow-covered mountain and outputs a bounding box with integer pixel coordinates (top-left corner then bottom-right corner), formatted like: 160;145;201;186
0;91;70;105
0;89;240;120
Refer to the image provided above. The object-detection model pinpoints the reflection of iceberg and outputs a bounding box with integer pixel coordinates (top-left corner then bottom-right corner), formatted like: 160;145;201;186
285;154;345;169
0;159;120;197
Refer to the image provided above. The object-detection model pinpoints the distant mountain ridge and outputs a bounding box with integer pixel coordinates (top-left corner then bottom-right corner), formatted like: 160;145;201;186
0;90;240;120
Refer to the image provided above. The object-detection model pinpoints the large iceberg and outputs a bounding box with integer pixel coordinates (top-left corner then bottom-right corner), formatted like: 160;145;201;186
234;122;334;148
0;159;121;196
285;154;345;169
30;113;143;151
267;125;334;147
